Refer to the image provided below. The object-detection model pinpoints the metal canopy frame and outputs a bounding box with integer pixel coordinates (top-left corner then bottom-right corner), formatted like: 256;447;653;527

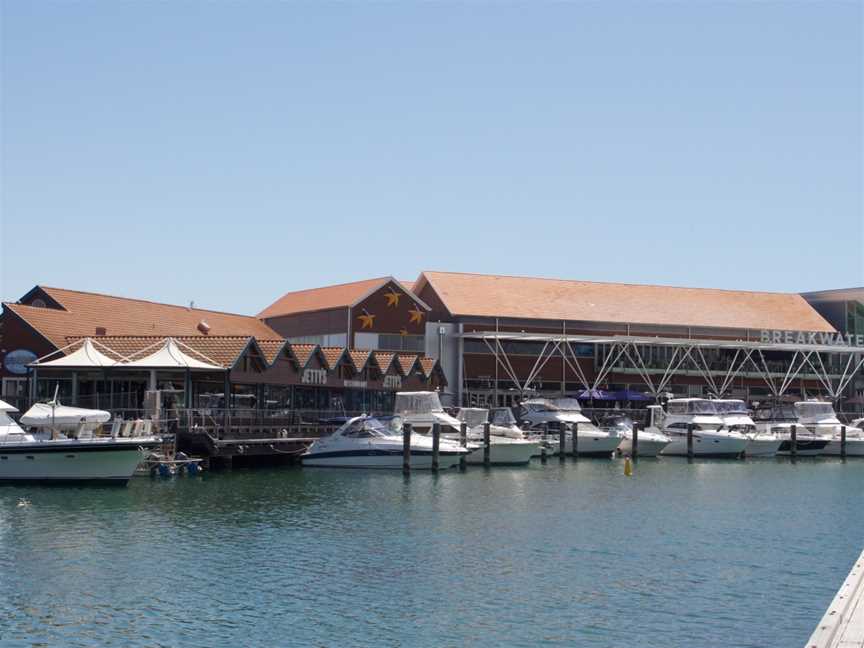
463;331;864;400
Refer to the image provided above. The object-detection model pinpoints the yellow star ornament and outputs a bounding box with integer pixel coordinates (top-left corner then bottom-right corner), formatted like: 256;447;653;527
400;328;409;336
383;289;401;307
408;308;425;325
358;313;376;329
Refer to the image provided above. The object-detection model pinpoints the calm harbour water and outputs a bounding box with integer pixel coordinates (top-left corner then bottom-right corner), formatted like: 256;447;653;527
0;458;861;648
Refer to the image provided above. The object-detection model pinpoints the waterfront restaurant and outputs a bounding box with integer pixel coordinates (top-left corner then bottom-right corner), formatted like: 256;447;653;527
0;286;446;419
261;272;864;413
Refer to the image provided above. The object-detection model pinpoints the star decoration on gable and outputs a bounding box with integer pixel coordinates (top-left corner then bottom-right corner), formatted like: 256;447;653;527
383;289;401;307
408;307;425;325
357;312;376;329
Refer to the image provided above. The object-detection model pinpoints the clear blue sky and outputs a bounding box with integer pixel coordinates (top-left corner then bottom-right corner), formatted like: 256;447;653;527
1;1;862;315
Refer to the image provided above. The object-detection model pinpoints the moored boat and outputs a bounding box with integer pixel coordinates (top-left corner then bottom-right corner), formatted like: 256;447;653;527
654;399;747;458
0;399;160;484
455;408;539;465
302;415;469;469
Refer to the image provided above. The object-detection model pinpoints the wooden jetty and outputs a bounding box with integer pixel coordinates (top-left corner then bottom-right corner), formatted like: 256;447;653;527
806;546;864;648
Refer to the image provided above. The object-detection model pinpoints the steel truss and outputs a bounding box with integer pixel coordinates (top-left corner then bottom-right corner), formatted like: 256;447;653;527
467;332;864;401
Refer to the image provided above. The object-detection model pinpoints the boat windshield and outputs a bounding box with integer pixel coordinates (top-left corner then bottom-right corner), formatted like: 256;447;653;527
715;401;749;415
552;398;582;412
794;402;836;419
754;404;796;421
490;408;517;427
341;417;398;438
457;409;488;428
600;415;632;431
394;392;444;415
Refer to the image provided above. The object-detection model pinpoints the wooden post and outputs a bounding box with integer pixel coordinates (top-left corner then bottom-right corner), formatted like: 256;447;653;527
558;422;566;460
483;421;491;467
632;422;639;460
431;422;440;472
402;422;412;475
790;424;798;460
541;423;549;463
572;422;579;458
459;422;467;470
841;425;847;460
686;423;694;459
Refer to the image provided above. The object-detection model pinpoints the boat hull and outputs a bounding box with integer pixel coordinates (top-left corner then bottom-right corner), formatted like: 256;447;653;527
465;440;539;466
302;449;464;469
0;443;153;483
744;438;783;457
776;439;829;456
617;438;669;458
660;435;746;458
822;439;864;456
544;435;622;458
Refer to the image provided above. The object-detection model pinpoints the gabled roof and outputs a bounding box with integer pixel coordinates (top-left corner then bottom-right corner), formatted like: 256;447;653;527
415;271;836;333
347;349;373;371
395;354;419;376
417;357;437;378
256;339;290;365
373;351;397;373
5;285;280;350
319;346;348;370
257;276;430;319
290;343;320;369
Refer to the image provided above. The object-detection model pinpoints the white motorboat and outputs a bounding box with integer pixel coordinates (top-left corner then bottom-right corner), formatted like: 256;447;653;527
713;399;782;457
654;399;747;458
455;408;539;466
302;415;469;469
599;413;670;457
0;399;160;484
518;398;622;457
753;402;831;456
795;401;863;456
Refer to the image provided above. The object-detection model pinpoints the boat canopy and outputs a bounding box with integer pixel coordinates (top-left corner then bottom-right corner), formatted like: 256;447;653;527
20;403;111;428
33;338;119;368
0;399;19;413
457;408;488;428
667;399;718;415
490;408;518;427
552;398;584;412
714;400;750;415
794;401;837;419
124;338;222;370
395;391;444;415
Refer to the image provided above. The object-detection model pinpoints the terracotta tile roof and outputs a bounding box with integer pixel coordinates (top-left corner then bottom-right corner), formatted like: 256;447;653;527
289;343;318;368
258;277;392;319
417;357;436;377
396;354;419;375
6;285;280;350
347;349;372;371
256;339;288;364
64;335;251;368
372;351;396;373
320;346;347;370
417;271;837;333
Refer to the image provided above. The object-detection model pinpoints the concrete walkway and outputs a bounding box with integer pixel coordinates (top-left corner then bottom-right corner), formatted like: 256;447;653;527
806;547;864;648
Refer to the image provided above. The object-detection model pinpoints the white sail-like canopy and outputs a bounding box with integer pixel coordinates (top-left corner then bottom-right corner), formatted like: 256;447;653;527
123;338;221;370
0;399;19;413
32;338;119;368
20;403;111;427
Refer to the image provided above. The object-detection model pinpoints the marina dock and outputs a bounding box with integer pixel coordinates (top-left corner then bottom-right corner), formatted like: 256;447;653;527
807;547;864;648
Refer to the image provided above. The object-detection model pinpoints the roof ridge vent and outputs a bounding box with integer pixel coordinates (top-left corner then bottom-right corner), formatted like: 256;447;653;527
197;320;211;335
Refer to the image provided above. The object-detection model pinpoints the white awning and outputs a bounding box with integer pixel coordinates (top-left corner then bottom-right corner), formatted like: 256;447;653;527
32;338;120;368
123;338;222;370
20;403;111;427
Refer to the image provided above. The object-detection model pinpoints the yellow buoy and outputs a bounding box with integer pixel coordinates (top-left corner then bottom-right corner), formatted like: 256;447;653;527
624;456;633;477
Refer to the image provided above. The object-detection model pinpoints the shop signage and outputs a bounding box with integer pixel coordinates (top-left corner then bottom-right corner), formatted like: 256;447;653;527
344;379;367;388
301;368;327;385
759;330;864;347
3;349;37;375
383;375;402;389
